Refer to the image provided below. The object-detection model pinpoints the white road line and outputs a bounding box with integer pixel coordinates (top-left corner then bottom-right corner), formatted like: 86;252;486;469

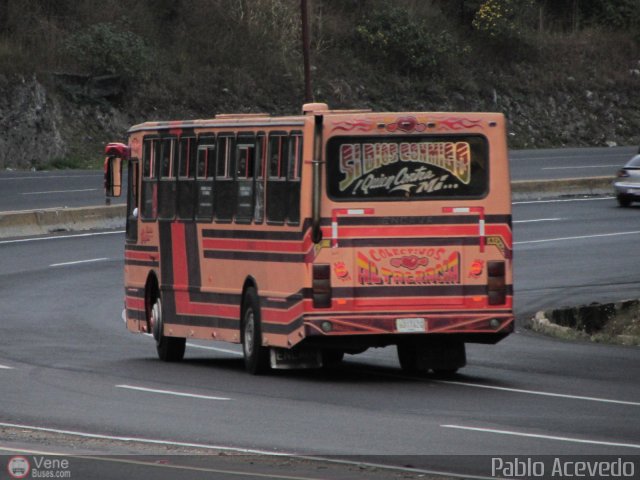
21;188;98;195
542;165;619;170
435;380;640;407
513;196;614;205
0;230;124;245
0;421;285;455
0;174;101;181
515;230;640;245
116;384;231;401
0;364;13;370
50;257;109;267
442;425;640;449
513;218;562;224
186;343;243;356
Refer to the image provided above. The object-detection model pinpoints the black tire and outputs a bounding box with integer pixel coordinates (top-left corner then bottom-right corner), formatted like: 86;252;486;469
397;343;423;373
150;295;186;362
241;287;270;374
321;349;345;367
617;195;632;207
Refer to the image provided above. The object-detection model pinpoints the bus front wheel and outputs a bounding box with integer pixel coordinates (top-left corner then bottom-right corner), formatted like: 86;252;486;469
151;296;186;362
241;287;270;374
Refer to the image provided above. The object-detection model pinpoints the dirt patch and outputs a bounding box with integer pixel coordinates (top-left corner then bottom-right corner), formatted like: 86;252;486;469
530;300;640;346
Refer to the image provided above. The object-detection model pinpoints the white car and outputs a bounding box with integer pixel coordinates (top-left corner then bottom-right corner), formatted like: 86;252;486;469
613;154;640;207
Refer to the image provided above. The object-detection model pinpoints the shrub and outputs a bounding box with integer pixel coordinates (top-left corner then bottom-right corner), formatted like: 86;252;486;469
63;23;152;82
355;6;458;74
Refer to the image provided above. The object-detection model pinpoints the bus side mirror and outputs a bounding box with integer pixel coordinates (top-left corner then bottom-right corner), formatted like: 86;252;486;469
104;155;123;197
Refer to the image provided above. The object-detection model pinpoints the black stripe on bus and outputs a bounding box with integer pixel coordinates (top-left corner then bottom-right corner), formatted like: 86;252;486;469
337;237;479;248
204;250;307;263
125;260;159;268
125;244;159;252
262;317;304;335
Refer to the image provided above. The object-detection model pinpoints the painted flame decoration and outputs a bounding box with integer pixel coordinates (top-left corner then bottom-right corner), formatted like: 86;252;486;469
331;119;375;132
438;118;484;131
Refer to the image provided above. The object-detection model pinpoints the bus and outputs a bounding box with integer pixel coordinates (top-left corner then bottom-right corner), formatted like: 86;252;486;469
104;103;513;375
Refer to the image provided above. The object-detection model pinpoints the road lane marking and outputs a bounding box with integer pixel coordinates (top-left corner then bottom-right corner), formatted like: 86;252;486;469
116;384;231;401
435;379;640;406
442;425;640;449
0;230;125;245
513;218;562;224
21;188;98;195
0;174;101;181
542;165;619;170
187;343;243;356
515;230;640;245
0;364;13;369
513;196;614;205
50;257;109;267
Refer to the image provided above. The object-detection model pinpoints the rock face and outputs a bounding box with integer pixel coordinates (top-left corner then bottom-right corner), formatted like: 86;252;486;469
0;75;66;169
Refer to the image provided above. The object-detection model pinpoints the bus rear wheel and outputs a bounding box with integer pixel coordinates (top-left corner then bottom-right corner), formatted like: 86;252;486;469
151;296;185;362
397;341;465;375
241;287;270;374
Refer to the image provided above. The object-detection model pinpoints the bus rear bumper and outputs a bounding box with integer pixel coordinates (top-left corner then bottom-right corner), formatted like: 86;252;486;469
302;313;513;348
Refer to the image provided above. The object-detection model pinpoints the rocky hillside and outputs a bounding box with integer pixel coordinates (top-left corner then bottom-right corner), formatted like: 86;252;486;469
1;0;639;169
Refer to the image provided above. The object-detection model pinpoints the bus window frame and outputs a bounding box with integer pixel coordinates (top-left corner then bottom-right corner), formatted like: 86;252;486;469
141;135;160;222
157;135;178;221
235;132;257;225
195;134;216;223
176;135;197;221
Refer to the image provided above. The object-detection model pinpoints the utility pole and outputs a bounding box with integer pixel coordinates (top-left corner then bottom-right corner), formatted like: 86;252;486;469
301;0;313;103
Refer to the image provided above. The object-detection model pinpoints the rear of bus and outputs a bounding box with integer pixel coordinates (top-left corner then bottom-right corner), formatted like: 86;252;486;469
303;109;513;374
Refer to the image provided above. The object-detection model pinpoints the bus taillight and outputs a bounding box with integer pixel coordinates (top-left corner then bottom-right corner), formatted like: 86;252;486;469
312;264;332;308
487;261;506;305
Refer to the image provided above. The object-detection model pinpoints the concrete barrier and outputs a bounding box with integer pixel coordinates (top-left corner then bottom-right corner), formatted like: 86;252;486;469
0;204;126;239
511;176;613;200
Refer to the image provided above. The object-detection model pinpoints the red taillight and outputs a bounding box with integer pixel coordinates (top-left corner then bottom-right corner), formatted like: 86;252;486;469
487;261;506;305
312;264;332;308
617;169;630;178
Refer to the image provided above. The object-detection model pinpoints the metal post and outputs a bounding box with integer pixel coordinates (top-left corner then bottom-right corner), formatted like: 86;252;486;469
301;0;313;103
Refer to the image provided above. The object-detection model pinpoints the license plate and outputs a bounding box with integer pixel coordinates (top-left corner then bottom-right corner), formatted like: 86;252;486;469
627;189;638;194
396;317;426;333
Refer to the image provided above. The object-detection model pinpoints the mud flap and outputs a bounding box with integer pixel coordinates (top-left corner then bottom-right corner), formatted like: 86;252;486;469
270;348;323;369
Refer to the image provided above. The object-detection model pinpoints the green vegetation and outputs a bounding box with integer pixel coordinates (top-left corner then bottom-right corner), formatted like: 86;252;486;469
0;0;639;166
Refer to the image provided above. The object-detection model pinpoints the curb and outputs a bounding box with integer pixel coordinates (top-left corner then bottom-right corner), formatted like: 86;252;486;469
0;204;126;239
530;300;640;346
0;177;614;239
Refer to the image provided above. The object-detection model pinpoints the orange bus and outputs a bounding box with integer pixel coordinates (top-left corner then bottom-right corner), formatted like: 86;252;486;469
104;103;513;375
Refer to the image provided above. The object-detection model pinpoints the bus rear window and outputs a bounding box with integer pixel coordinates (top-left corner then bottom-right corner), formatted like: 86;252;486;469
326;135;489;200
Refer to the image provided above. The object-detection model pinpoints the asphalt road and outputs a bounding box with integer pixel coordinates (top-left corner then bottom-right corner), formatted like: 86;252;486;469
1;195;639;478
0;145;636;212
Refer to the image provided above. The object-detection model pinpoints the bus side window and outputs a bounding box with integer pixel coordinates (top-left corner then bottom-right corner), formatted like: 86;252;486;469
158;137;177;220
177;136;196;221
196;135;215;222
253;133;266;224
266;132;301;225
235;134;256;224
287;133;302;225
266;133;289;224
126;158;139;242
141;137;158;220
215;134;236;223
